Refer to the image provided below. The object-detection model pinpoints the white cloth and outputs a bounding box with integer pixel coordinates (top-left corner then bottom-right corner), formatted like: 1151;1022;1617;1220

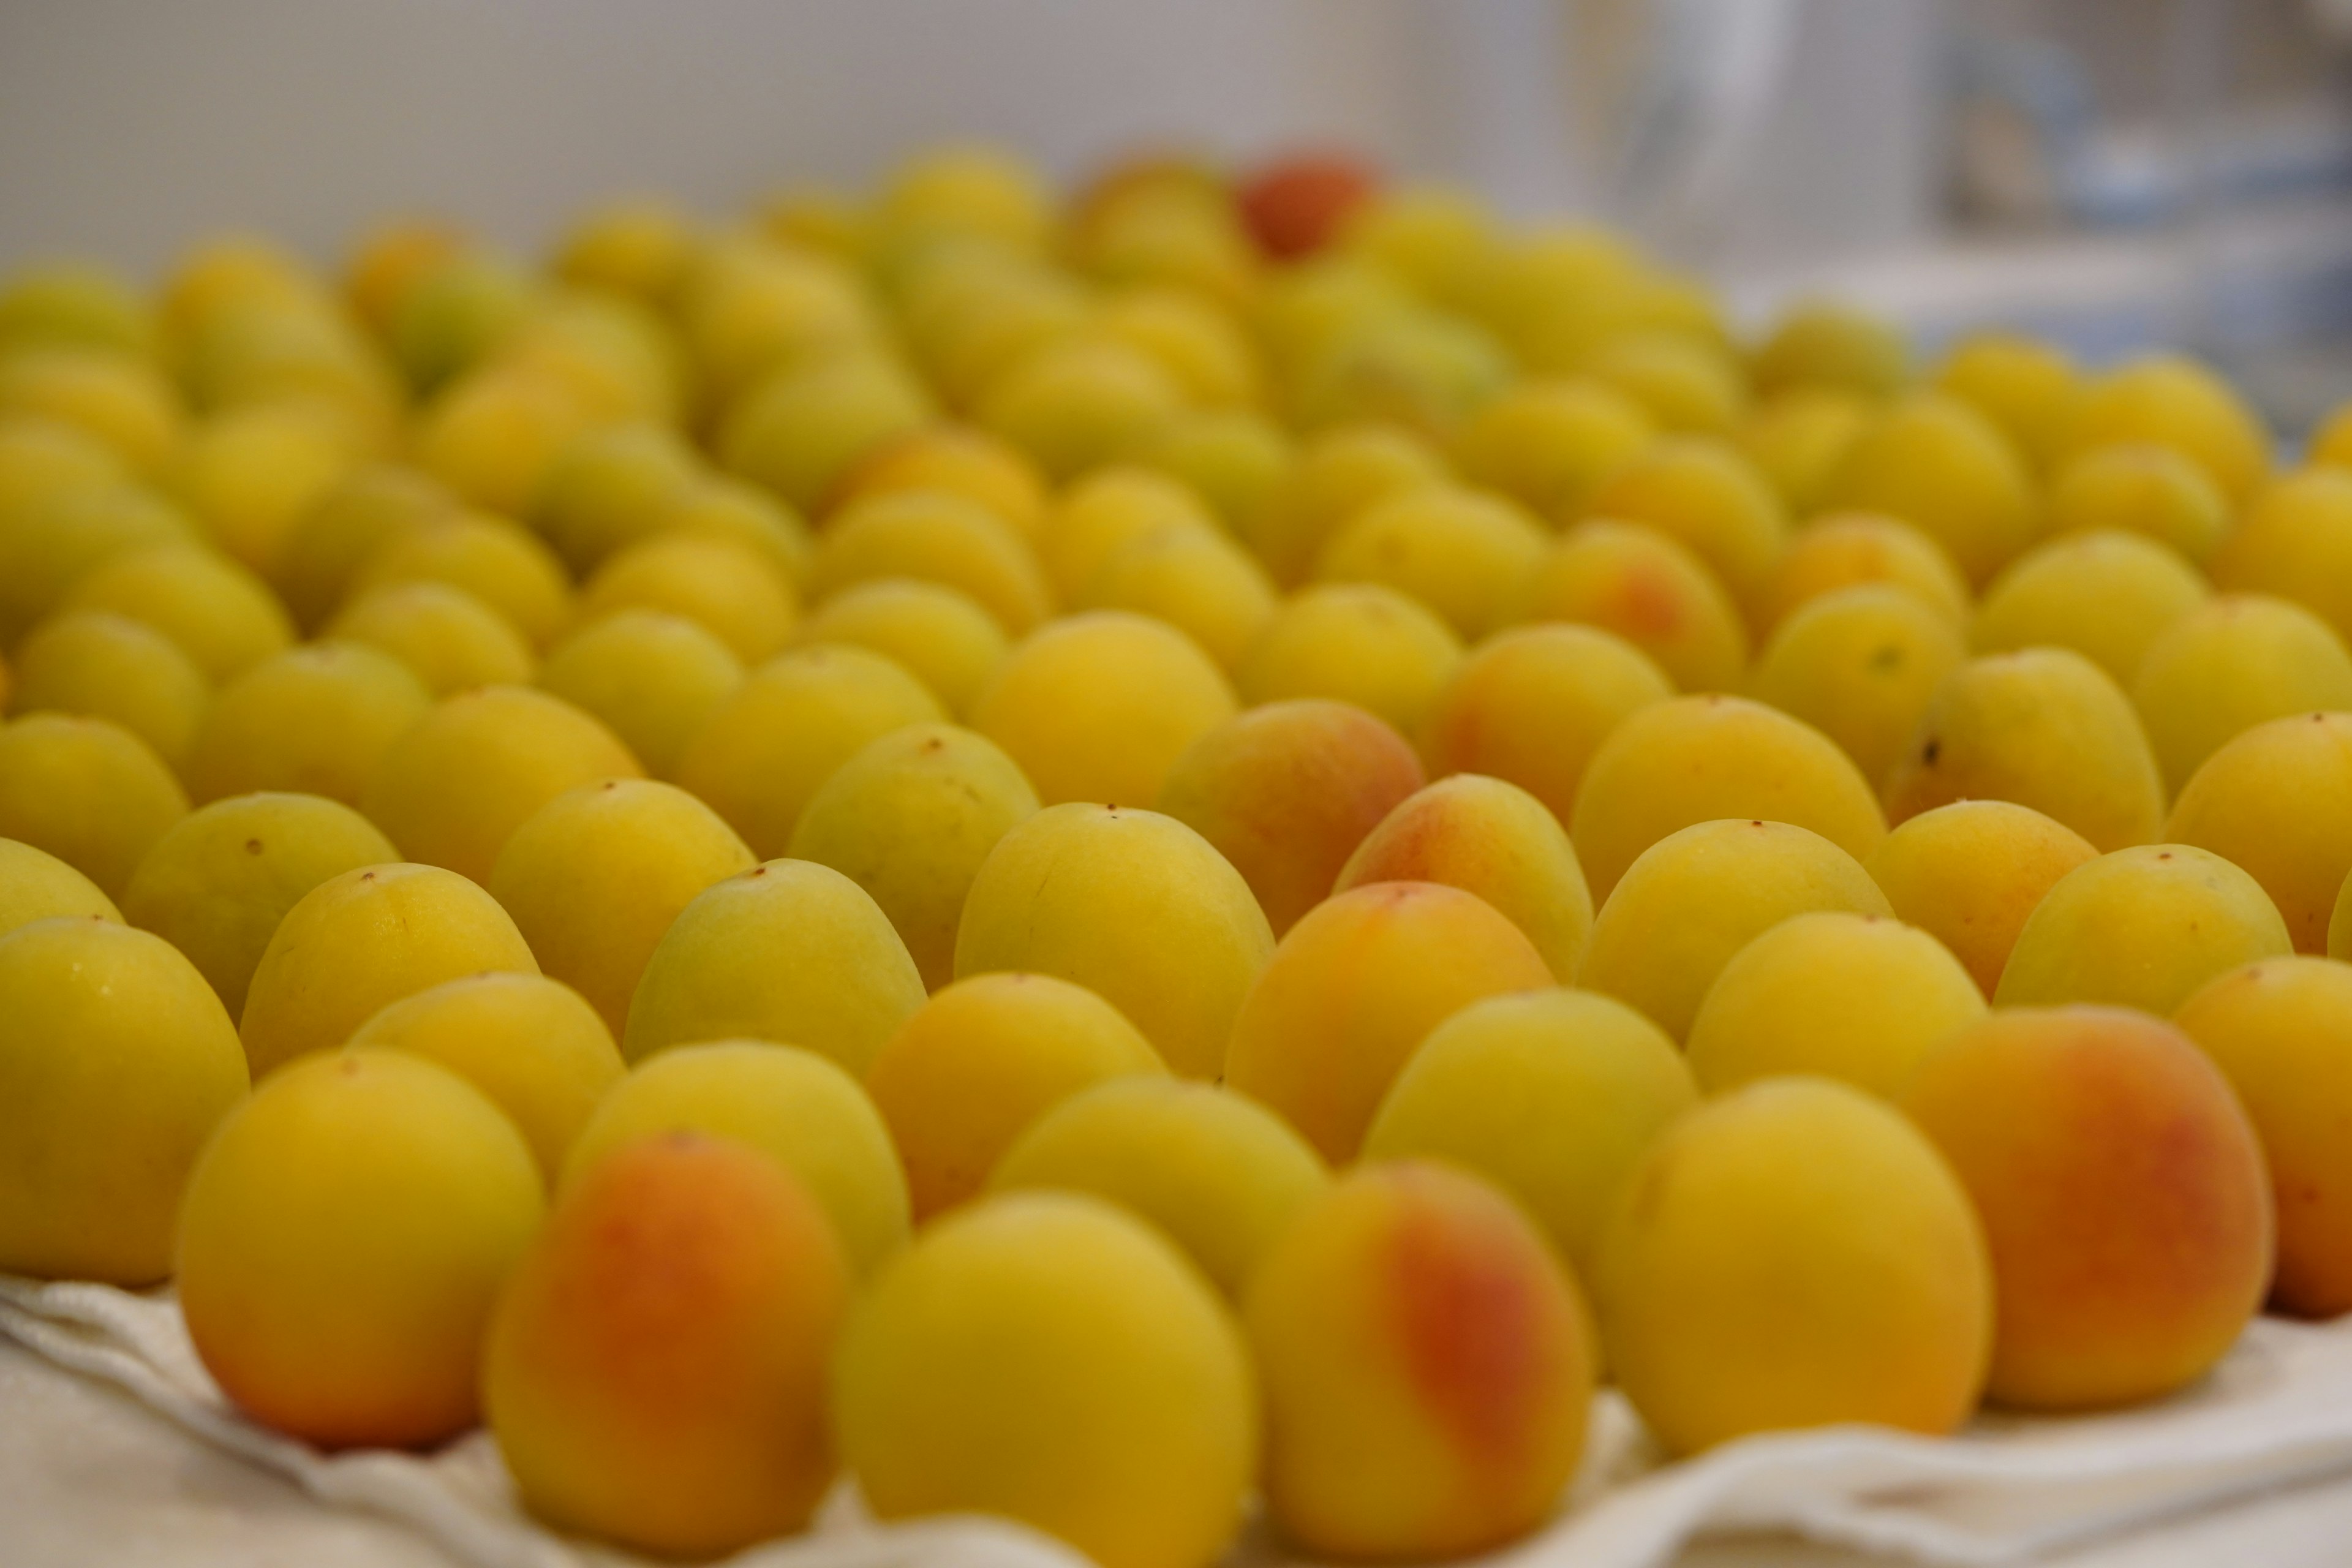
10;1273;2352;1568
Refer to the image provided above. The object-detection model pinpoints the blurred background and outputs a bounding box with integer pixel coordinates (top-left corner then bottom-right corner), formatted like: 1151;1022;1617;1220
4;0;2349;430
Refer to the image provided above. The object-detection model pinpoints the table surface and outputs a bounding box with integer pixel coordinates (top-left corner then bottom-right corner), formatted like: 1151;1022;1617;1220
10;1340;2352;1568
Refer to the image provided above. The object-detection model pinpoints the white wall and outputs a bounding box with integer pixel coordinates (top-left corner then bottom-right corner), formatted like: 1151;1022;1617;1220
0;0;1468;276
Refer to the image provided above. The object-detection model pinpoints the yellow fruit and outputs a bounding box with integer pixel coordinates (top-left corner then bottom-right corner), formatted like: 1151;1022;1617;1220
1578;437;1788;622
789;723;1038;988
2169;712;2352;952
1078;526;1276;671
1596;1078;1989;1455
1971;530;2208;687
362;685;642;884
0;918;246;1283
1451;377;1657;516
178;1048;543;1446
271;463;457;632
351;514;573;651
0;837;119;938
1315;484;1550;641
0;262;155;360
1249;421;1448;588
1245;1161;1591;1558
560;1039;908;1278
389;252;536;392
122;791;396;1019
0;413;126;529
487;1134;846;1557
0;712;188;898
867;972;1166;1219
1903;1006;2270;1409
1363;988;1693;1277
719;352;934;513
1738;388;1869;515
812;489;1049;636
1761;510;1971;633
488;777;753;1038
1335;774;1594;981
342;218;468;336
1933;331;2078;470
1097;287;1262;407
1686;911;1985;1098
2133;595;2352;793
1864;800;2099;997
578;533;797;664
1037;465;1218;603
796;580;1008;718
1155;700;1422;937
2060;353;2271;504
0;349;183;475
171;402;358;576
1422;622;1673;823
1536;511;1758;695
1234;582;1462;737
528;420;701;576
1570;693;1887;902
1225;881;1553;1161
0;479;199;646
978;336;1186;482
1885;649;2165;853
2045;443;2230;564
673;644;944;856
1583;331;1746;436
328;581;537;696
680;240;880;409
535;610;745;780
954;803;1273;1080
551;196;698;302
183;641;431;807
1577;818;1891;1039
1751;301;1910;399
834;1192;1256;1568
622;859;925;1073
344;972;622;1181
878;144;1054;252
1823;392;2035;586
838;425;1048;541
2212;466;2352;647
7;610;210;769
1996;845;2292;1014
239;861;535;1077
2176;957;2352;1316
990;1077;1329;1298
1751;585;1966;789
1124;408;1292;541
972;611;1235;808
412;366;586;514
59;539;293;681
654;478;819;592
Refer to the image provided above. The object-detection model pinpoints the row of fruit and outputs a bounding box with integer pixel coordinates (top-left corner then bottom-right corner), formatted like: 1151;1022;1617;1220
4;143;2352;1568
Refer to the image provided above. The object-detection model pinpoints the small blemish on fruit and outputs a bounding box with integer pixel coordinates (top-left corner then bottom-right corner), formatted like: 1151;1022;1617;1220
244;838;263;854
1923;739;1941;766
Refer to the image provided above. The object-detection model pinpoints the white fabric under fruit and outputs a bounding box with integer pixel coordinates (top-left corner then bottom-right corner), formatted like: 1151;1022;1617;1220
10;1272;2352;1568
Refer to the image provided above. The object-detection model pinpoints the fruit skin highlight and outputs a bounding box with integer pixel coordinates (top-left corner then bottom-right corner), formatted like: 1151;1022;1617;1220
1245;1160;1593;1560
176;1048;543;1448
0;918;249;1283
484;1133;849;1558
834;1192;1257;1568
1596;1077;1991;1456
1903;1006;2273;1411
